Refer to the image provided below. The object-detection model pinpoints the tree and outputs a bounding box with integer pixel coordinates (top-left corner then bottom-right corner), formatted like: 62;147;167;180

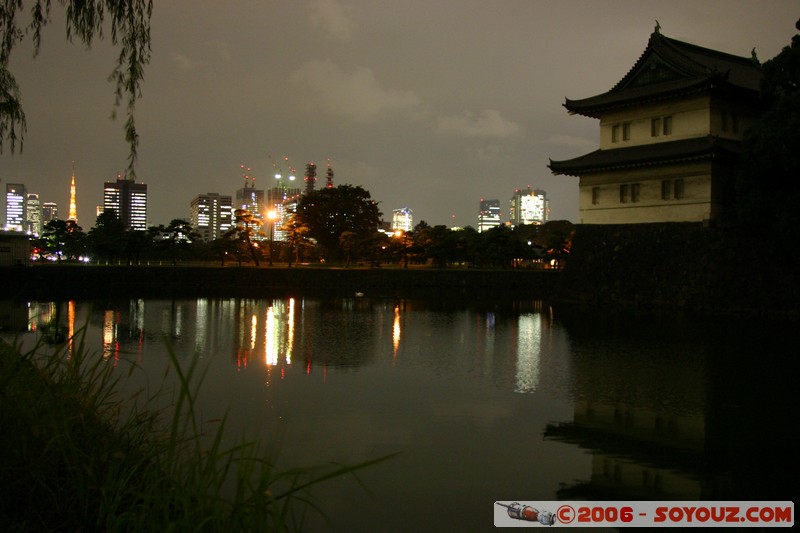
735;19;800;245
153;218;198;265
88;209;126;263
1;0;153;173
295;184;382;263
233;208;264;266
38;218;86;261
280;214;312;268
533;220;575;269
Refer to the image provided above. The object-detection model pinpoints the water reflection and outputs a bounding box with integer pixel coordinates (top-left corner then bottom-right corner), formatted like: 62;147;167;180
2;296;795;529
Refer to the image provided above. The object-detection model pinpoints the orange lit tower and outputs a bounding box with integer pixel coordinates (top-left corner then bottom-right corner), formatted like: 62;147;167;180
68;163;78;223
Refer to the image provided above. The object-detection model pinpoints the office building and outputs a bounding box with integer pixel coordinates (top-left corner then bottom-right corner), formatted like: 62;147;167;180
392;207;413;232
103;174;148;230
509;187;549;226
42;202;58;224
235;176;264;217
190;193;233;242
478;199;501;232
25;193;42;235
5;183;26;232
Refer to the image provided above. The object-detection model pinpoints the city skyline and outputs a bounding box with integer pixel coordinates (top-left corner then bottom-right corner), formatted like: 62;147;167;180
1;1;796;228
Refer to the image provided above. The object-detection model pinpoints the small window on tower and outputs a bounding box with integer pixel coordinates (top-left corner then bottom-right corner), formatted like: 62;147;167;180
661;180;671;200
663;116;673;135
651;118;661;137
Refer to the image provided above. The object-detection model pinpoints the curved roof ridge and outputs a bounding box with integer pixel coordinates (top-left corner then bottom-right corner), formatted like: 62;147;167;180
564;30;762;116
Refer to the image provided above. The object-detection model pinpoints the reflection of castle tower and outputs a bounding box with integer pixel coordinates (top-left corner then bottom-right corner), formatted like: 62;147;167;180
544;319;707;500
542;315;798;502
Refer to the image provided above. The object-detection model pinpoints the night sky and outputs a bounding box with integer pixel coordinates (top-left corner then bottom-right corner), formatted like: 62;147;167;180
2;0;796;229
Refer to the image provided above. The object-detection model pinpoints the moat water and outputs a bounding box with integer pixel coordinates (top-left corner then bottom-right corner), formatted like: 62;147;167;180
2;297;796;532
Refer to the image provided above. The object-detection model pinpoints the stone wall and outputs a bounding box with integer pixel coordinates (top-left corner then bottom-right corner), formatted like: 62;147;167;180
3;223;797;317
557;223;798;317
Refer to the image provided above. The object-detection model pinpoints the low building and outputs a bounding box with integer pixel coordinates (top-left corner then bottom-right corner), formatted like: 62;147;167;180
0;231;31;267
549;26;763;224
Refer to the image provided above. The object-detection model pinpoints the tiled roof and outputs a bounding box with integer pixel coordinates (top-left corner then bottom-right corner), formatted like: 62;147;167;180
564;31;762;118
548;136;741;176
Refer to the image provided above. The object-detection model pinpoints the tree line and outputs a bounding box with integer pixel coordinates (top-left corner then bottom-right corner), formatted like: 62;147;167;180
30;184;574;269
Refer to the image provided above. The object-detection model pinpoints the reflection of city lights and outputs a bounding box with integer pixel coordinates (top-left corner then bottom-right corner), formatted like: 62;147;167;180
265;306;277;366
67;301;75;359
393;305;401;357
251;314;258;351
515;313;542;393
102;310;116;359
286;298;295;365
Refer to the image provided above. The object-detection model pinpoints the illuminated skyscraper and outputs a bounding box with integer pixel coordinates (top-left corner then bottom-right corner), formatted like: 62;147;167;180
5;183;26;231
391;207;413;232
190;193;232;242
478;199;501;232
25;193;42;235
103;173;148;230
42;202;58;224
509;187;549;226
266;173;302;242
235;174;264;218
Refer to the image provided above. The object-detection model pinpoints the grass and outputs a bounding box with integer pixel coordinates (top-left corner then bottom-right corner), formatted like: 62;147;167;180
0;328;395;532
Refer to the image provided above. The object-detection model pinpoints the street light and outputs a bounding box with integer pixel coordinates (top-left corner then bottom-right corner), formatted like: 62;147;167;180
267;209;278;266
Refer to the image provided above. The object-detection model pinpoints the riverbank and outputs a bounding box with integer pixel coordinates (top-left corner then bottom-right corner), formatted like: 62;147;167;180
3;222;797;317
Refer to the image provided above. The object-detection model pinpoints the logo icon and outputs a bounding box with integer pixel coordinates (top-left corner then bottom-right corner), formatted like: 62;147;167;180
496;502;556;526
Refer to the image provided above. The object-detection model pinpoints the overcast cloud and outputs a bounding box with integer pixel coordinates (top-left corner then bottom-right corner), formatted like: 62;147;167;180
2;0;797;228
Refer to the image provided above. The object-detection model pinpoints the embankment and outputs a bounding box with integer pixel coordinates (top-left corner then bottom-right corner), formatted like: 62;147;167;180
3;222;797;317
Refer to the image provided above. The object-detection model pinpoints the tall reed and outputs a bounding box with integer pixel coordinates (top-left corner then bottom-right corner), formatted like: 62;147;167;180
0;328;395;531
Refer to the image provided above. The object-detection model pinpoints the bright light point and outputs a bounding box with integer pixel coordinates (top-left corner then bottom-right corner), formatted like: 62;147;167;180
275;174;281;179
268;210;278;220
289;175;296;180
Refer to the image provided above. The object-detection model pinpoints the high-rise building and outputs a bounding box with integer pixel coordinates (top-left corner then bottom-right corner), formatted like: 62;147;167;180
509;187;549;226
478;199;501;232
392;207;413;232
25;193;42;236
103;173;148;230
235;175;264;218
190;193;232;242
5;183;27;231
42;202;58;224
266;176;302;242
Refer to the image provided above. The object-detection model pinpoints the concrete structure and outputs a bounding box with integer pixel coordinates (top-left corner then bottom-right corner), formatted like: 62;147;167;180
549;27;762;224
391;207;413;232
42;202;58;224
190;193;232;242
25;193;42;236
5;183;26;232
478;199;501;232
509;187;549;226
0;231;30;266
103;174;148;230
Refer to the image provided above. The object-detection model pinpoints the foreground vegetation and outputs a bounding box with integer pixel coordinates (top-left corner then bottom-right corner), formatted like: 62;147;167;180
0;333;392;531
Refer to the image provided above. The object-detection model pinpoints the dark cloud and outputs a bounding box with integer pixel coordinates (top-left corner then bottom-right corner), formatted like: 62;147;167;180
2;0;797;228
